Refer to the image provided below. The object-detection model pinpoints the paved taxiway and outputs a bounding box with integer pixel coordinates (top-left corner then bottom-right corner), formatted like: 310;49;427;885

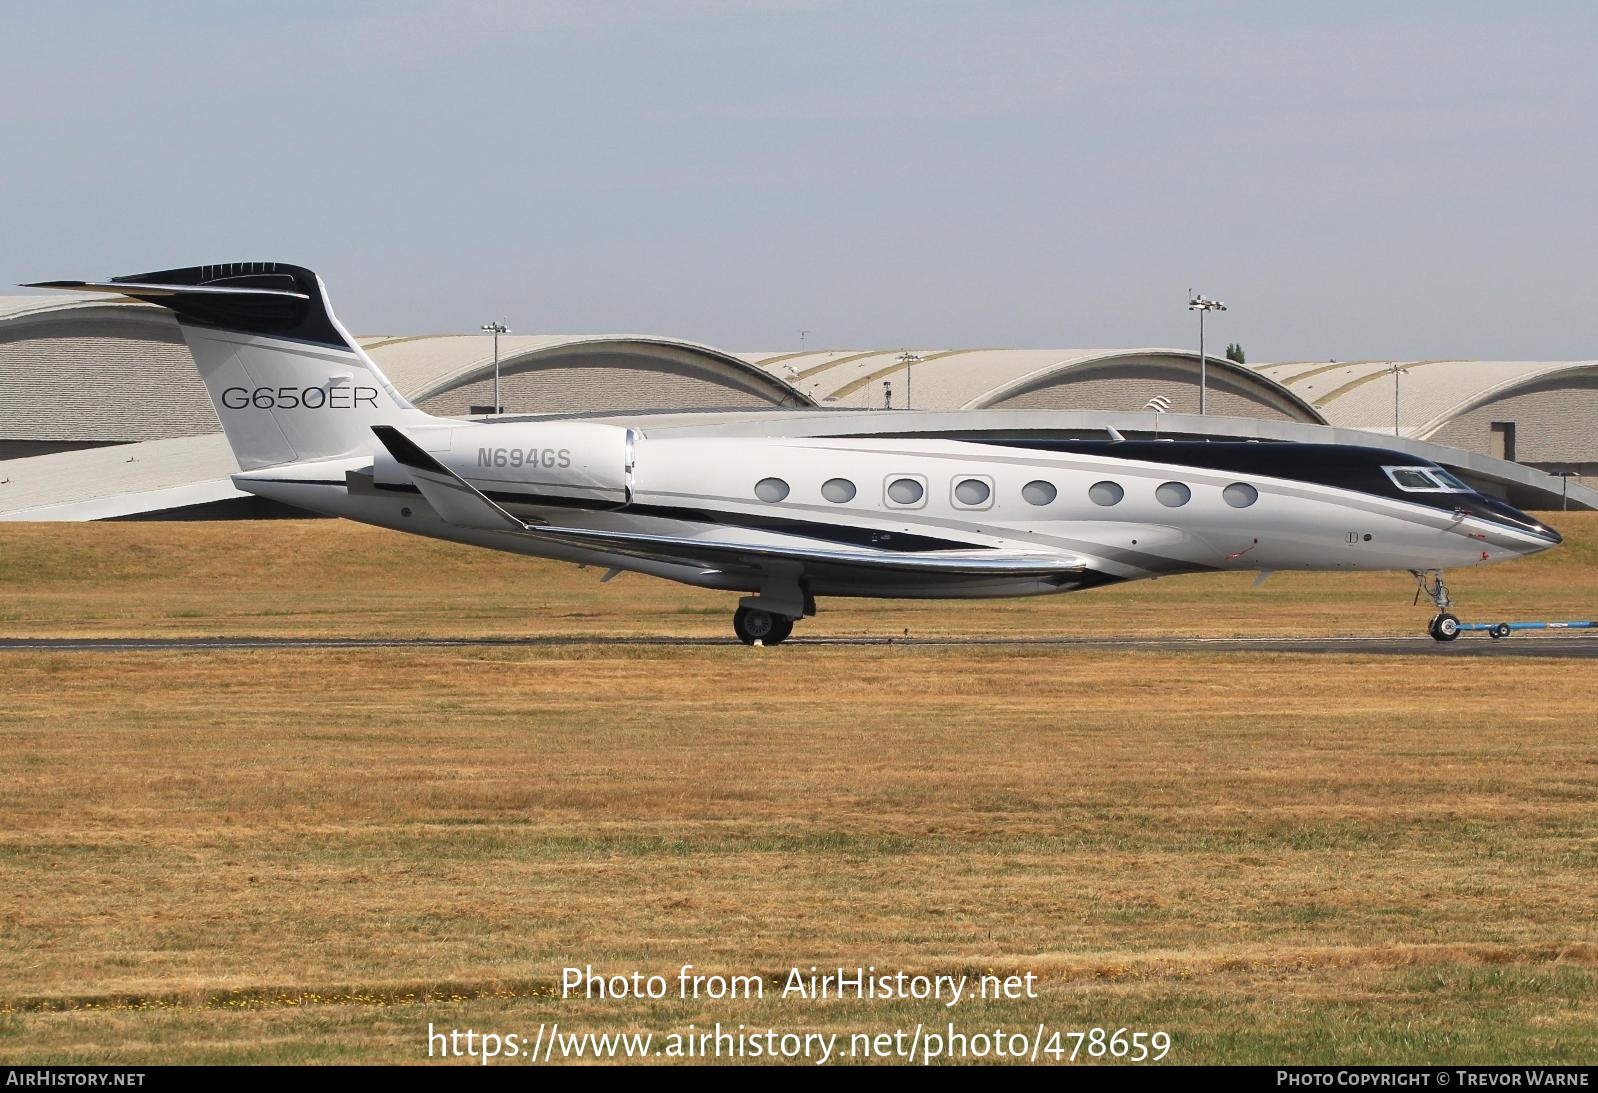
2;635;1596;657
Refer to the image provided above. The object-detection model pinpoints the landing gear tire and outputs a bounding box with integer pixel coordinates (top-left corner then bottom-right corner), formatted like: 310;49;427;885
767;614;795;644
1414;570;1461;643
734;607;793;646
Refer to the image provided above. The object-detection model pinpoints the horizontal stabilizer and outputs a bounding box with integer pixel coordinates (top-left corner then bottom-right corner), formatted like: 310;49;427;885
24;263;347;348
25;279;307;302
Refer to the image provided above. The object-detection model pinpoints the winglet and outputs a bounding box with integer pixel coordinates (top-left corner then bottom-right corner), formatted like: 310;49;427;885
371;425;530;532
372;425;447;474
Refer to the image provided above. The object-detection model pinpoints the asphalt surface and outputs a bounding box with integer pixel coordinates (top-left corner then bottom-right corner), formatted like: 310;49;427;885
2;634;1596;657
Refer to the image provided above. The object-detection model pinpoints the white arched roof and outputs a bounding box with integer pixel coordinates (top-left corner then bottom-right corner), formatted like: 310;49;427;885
359;333;809;407
739;346;1324;421
1253;359;1598;436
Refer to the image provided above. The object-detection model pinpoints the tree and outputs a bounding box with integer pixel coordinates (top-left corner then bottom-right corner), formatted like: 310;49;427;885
1224;342;1246;365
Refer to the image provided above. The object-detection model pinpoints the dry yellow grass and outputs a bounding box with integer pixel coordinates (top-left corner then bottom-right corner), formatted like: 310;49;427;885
1;519;1596;1064
1;512;1595;640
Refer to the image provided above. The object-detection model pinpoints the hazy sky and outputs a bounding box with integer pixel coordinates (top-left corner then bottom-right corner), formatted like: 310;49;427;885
4;2;1597;361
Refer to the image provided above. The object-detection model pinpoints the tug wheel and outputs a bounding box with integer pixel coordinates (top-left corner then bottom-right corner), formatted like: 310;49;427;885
1490;623;1511;639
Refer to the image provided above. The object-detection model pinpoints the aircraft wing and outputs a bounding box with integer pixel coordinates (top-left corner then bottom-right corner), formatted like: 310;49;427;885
371;426;1087;578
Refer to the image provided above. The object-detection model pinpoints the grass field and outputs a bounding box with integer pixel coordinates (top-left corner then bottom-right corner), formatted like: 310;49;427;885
2;518;1596;1065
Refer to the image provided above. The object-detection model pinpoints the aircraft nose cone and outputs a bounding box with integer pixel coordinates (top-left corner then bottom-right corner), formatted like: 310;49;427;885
1509;509;1562;548
1467;495;1563;548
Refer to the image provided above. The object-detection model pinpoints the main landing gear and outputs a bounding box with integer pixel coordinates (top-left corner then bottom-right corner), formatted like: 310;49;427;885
733;605;796;646
731;578;813;646
1412;569;1460;642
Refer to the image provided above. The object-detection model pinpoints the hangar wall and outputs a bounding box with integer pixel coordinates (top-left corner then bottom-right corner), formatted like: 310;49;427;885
0;311;214;452
1426;375;1598;473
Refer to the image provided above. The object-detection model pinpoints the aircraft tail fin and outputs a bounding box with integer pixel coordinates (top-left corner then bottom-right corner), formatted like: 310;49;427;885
25;262;434;470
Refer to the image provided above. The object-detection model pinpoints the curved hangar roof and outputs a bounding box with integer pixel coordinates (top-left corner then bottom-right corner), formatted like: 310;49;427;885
1;296;1318;441
740;347;1325;423
360;333;808;415
1254;358;1598;467
0;297;809;445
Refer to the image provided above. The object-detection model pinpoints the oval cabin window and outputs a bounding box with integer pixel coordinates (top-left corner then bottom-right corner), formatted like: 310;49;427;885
1223;482;1259;508
1022;480;1057;506
1156;482;1191;507
887;478;924;505
822;478;857;503
954;478;991;506
1089;481;1124;507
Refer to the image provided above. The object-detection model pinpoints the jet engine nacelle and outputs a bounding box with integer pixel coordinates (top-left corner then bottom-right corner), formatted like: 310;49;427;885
372;421;633;504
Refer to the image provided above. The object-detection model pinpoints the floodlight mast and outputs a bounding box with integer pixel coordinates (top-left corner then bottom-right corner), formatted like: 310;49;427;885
897;351;922;409
1387;362;1410;437
1187;292;1227;414
480;321;509;414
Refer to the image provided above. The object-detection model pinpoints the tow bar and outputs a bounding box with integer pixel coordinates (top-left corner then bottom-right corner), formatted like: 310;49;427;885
1452;619;1598;640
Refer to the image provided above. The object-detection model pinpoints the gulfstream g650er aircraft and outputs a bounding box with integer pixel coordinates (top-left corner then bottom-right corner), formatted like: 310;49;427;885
29;263;1562;644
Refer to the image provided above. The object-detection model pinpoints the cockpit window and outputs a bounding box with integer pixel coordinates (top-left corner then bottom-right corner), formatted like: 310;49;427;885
1387;468;1437;490
1383;466;1473;493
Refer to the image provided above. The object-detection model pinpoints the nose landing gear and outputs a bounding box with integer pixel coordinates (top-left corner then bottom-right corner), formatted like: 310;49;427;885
1412;569;1460;642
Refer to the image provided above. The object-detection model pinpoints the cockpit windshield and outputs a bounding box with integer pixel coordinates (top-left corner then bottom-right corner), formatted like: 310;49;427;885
1382;465;1475;494
1429;468;1473;492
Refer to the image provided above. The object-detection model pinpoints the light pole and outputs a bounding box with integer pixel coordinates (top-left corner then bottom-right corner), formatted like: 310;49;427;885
480;321;508;414
1386;362;1409;437
897;351;921;409
1188;292;1226;414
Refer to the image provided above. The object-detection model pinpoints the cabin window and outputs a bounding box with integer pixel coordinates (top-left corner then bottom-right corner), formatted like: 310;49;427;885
1022;480;1057;506
886;476;926;506
1223;482;1259;508
821;478;856;503
953;477;992;508
1156;482;1191;507
1089;481;1124;507
754;477;790;503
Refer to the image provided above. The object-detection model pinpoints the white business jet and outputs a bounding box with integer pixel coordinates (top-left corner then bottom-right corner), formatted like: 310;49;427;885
28;263;1561;644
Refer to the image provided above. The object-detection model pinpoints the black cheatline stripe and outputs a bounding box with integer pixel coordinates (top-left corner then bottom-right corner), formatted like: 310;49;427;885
359;481;984;553
961;438;1552;533
939;438;1479;508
